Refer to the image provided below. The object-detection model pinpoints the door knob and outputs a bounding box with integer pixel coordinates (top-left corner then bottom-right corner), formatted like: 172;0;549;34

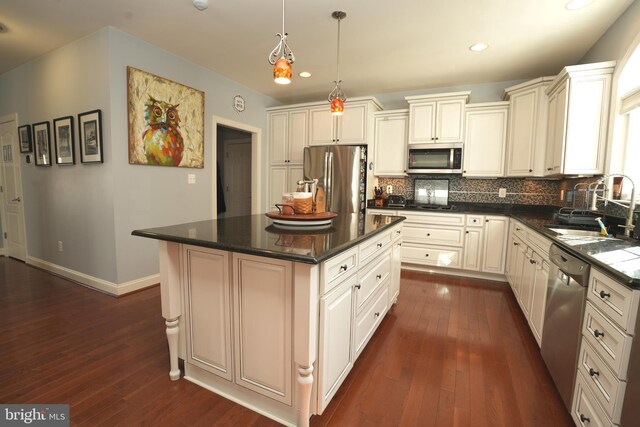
11;197;21;202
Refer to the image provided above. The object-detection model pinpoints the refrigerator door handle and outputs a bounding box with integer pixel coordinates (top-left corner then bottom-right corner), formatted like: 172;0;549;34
326;152;333;211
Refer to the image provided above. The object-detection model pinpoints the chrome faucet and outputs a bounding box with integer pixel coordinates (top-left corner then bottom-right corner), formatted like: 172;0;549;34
589;174;636;238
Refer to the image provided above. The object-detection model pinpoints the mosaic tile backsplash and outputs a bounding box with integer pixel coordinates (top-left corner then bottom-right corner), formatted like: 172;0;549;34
377;175;563;206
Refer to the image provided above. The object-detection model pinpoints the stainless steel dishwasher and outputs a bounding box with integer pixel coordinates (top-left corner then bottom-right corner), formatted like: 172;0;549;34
540;244;590;411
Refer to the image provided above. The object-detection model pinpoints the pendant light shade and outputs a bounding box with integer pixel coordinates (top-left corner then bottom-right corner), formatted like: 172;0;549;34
268;0;295;85
328;11;347;115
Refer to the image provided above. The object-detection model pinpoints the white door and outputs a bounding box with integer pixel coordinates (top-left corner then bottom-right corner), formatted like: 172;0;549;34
224;141;252;217
0;116;27;261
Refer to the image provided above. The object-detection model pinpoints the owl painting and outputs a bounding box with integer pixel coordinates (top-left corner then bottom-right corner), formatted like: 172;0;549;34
142;96;184;166
128;67;204;168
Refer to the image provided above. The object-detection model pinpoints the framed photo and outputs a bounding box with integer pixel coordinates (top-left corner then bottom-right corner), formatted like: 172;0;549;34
18;125;32;153
53;116;75;165
33;121;52;166
78;109;103;163
127;66;204;168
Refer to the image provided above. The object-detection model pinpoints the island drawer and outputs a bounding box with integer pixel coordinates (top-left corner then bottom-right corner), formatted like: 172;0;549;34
390;224;403;242
359;229;392;266
401;211;465;226
402;225;464;247
588;268;639;335
356;249;391;314
573;370;614;427
321;246;358;295
582;302;632;379
401;243;462;268
354;285;389;358
577;340;626;423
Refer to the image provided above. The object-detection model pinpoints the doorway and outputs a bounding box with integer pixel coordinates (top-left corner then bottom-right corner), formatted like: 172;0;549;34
212;116;262;218
0;114;27;261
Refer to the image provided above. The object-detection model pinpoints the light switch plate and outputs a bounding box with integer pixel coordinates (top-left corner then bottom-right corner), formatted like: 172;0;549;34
498;188;507;198
188;174;196;184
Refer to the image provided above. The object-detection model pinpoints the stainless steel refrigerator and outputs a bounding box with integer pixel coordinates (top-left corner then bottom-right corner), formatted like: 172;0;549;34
303;145;367;217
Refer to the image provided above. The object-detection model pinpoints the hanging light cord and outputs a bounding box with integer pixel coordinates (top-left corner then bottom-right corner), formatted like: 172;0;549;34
328;11;346;103
336;15;341;83
268;0;295;65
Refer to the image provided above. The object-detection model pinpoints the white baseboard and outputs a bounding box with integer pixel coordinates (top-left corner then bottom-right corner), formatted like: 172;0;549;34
26;256;159;296
0;248;6;256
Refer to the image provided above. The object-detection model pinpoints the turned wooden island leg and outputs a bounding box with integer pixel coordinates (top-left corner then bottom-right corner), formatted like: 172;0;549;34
159;241;183;380
294;264;319;427
165;317;181;380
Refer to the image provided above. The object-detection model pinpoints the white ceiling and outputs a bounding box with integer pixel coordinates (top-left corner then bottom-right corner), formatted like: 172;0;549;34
0;0;634;104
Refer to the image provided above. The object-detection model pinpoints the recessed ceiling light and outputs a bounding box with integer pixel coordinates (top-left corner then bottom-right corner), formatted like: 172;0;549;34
469;43;488;52
565;0;595;10
298;71;312;78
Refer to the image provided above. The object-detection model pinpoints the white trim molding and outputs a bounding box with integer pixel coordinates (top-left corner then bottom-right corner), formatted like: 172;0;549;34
26;256;159;296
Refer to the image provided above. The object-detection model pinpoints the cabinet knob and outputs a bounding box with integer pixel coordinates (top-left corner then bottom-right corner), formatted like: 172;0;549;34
463;170;467;173
599;290;611;299
513;242;519;246
485;219;489;223
396;230;401;234
593;329;605;338
374;312;380;318
516;227;521;231
588;368;600;377
376;274;382;280
529;259;536;264
377;243;383;248
339;264;348;272
579;414;590;423
466;231;469;234
547;167;552;171
426;233;431;237
529;169;532;172
425;253;430;257
355;284;361;290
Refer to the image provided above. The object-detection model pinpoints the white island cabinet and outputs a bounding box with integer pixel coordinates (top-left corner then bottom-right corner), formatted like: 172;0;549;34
133;213;403;427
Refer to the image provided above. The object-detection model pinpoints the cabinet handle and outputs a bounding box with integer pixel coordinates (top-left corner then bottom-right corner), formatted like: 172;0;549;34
376;274;382;279
374;312;380;318
588;368;600;377
593;329;605;338
339;264;348;272
355;284;361;290
599;290;611;299
579;414;590;423
529;259;536;264
377;242;383;248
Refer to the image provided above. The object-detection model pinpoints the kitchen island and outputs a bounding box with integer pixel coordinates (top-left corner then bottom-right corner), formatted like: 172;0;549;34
132;213;404;427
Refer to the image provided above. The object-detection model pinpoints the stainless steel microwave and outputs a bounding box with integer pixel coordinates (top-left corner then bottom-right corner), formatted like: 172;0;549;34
406;144;463;174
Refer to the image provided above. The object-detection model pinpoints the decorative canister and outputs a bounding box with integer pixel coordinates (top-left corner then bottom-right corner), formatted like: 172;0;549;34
293;192;313;214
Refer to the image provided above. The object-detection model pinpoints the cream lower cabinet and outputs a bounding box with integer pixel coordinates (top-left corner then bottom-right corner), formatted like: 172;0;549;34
504;220;552;346
572;268;640;427
463;215;509;273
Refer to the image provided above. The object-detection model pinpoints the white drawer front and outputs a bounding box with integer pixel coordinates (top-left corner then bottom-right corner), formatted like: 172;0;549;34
582;302;632;379
573;371;614;427
401;243;462;268
359;230;392;266
321;246;358;295
577;340;626;423
403;225;464;247
511;221;526;239
354;285;389;357
525;229;552;257
402;211;465;226
466;214;484;227
356;250;391;314
390;224;403;242
588;268;639;335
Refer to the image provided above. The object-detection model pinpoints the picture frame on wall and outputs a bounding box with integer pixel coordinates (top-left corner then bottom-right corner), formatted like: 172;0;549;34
18;125;32;153
53;116;75;165
78;109;103;164
33;121;52;166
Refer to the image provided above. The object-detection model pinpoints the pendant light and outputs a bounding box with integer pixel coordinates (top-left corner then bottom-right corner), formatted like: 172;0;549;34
328;11;347;115
268;0;295;85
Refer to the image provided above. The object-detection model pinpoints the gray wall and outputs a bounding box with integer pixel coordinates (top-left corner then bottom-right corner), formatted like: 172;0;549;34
580;1;640;64
0;27;278;286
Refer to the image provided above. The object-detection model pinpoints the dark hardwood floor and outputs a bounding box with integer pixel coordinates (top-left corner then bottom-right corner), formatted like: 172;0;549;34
0;258;573;426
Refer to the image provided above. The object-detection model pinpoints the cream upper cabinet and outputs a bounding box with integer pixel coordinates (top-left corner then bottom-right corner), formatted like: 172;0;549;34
268;109;308;165
462;102;509;177
268;165;303;209
373;109;408;177
503;77;554;177
405;92;470;144
309;100;381;145
544;61;615;176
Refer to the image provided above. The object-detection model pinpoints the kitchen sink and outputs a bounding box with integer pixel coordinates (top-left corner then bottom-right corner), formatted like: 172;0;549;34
544;225;619;245
546;228;604;237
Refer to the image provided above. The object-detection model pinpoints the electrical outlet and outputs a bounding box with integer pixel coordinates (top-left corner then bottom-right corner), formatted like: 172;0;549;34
58;241;63;252
188;174;196;184
386;185;393;194
560;189;565;201
498;188;507;198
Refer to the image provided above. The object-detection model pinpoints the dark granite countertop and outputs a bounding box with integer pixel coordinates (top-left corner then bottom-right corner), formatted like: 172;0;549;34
132;213;405;265
368;203;640;289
